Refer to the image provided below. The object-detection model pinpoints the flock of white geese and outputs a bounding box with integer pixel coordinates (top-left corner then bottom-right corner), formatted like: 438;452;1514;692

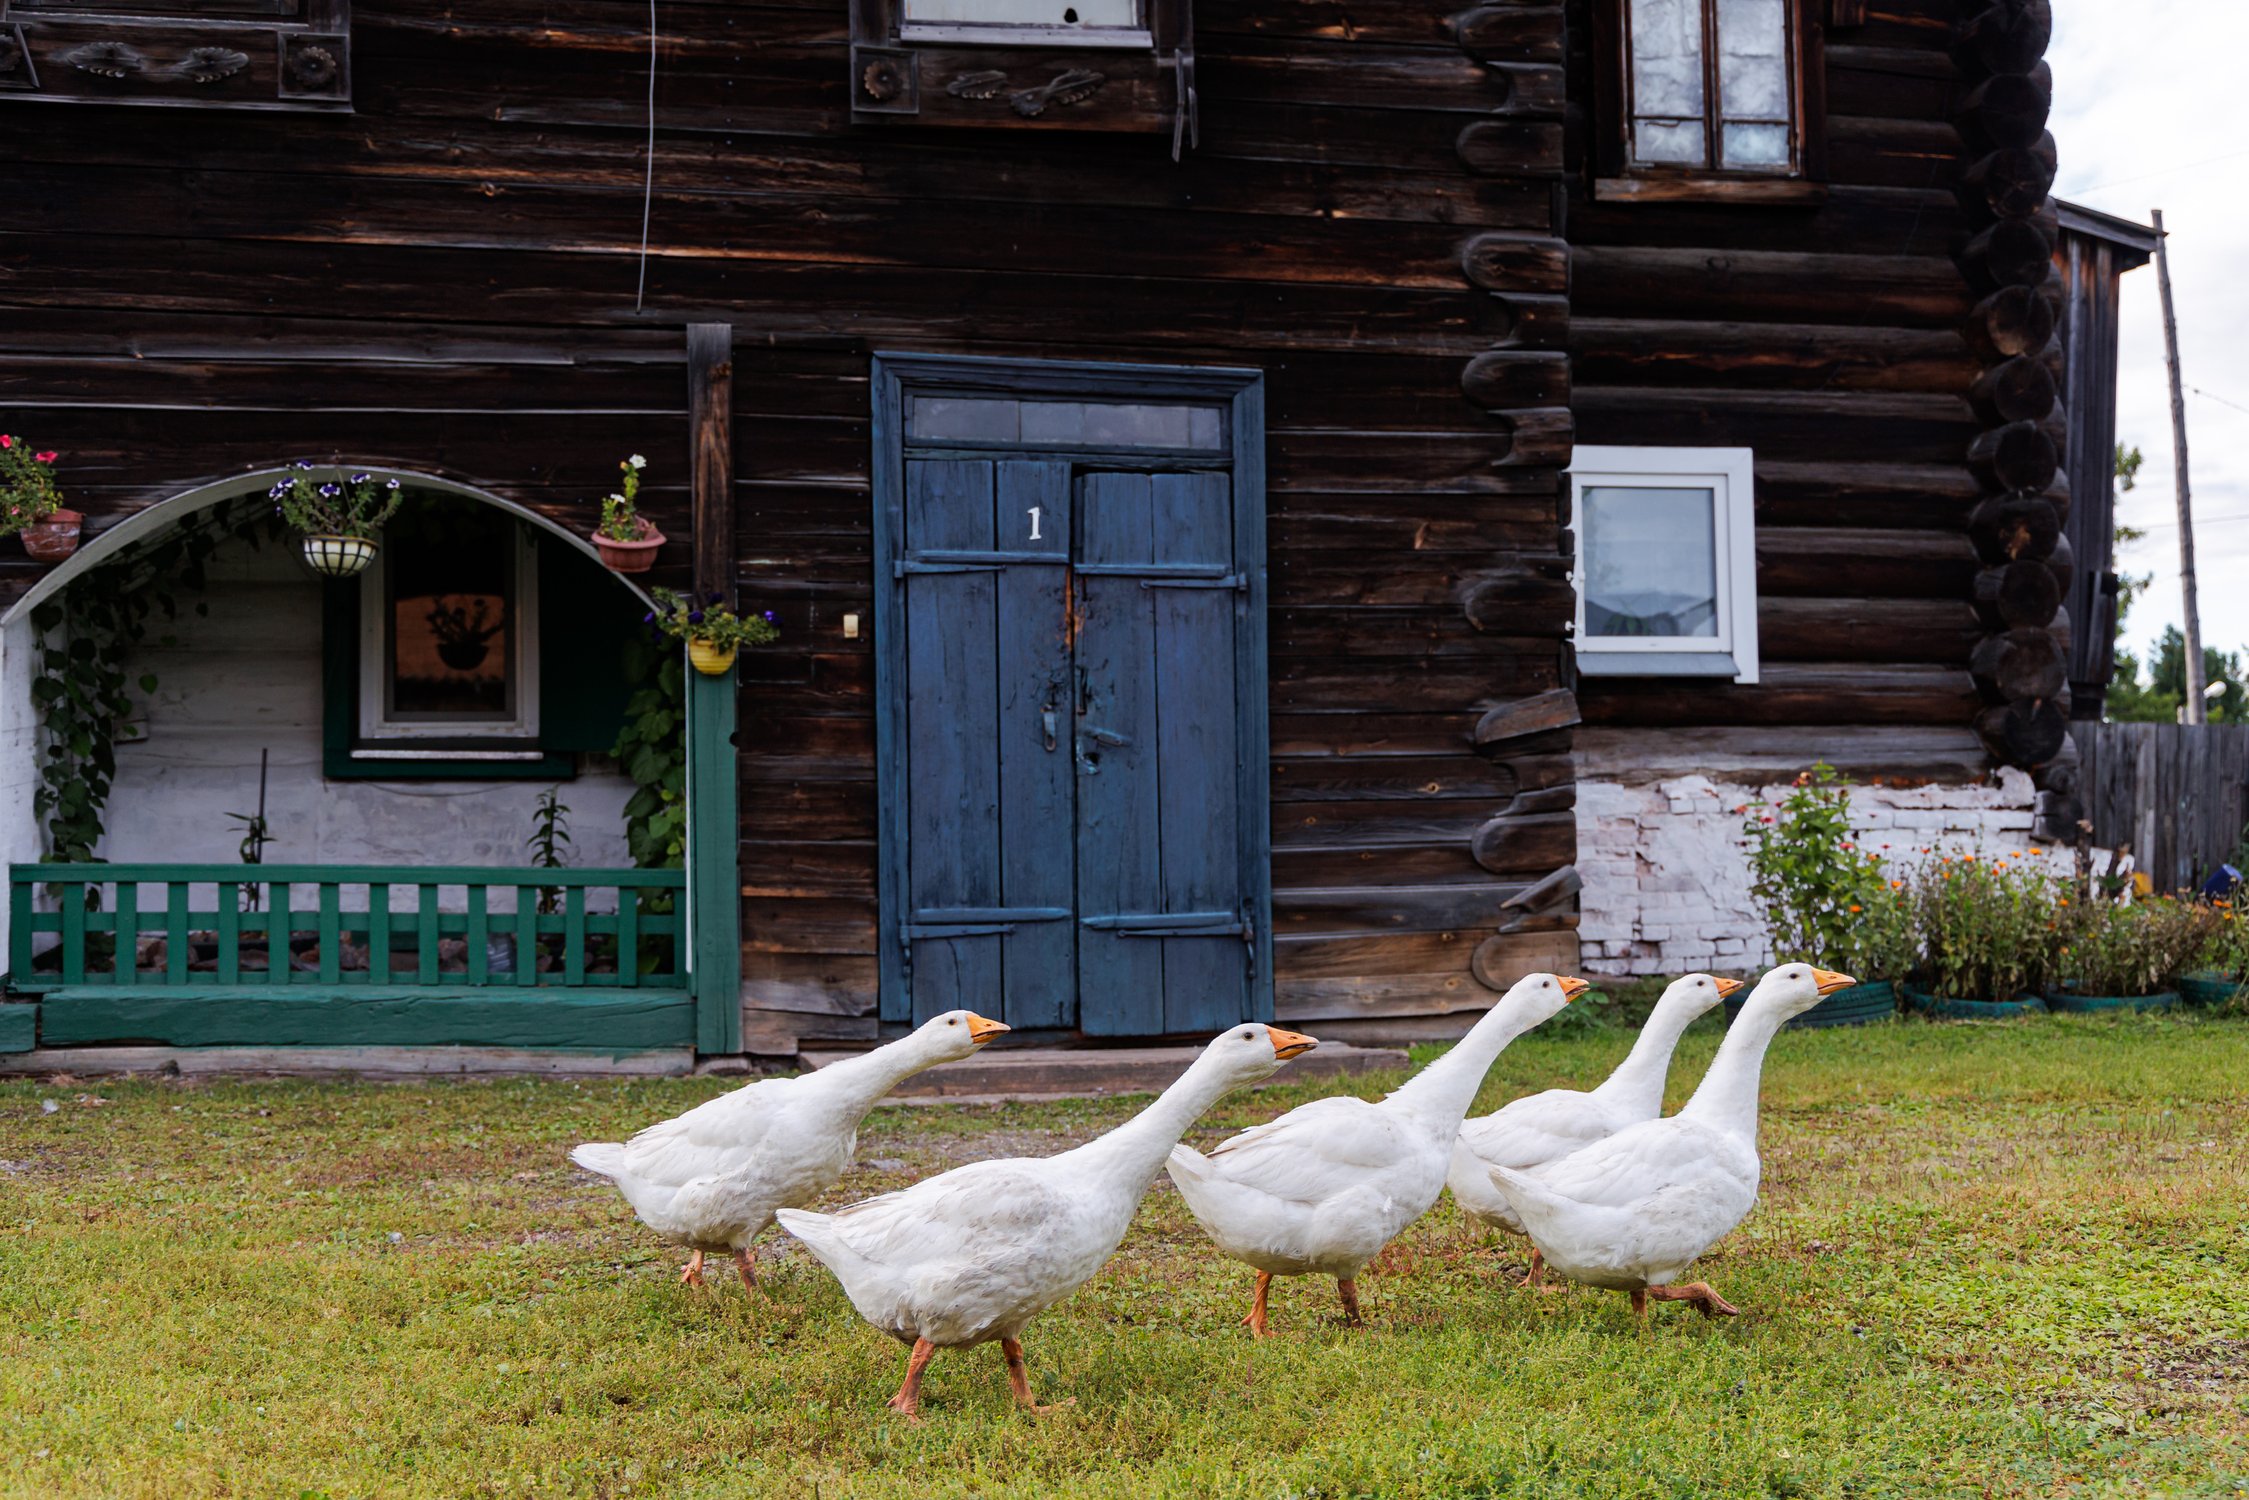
571;962;1854;1417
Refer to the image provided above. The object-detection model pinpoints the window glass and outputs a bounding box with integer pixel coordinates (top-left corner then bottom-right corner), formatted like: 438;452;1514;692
1580;485;1720;639
909;396;1225;449
1628;0;1707;167
1627;0;1795;174
381;499;518;724
902;0;1140;26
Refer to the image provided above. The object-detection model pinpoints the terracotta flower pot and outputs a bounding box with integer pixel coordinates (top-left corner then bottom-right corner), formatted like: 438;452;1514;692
21;508;82;563
302;533;377;577
687;638;738;676
595;517;665;574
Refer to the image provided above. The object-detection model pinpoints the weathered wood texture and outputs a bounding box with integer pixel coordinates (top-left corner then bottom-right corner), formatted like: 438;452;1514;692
1564;0;1995;760
2071;722;2249;895
0;1;1574;1042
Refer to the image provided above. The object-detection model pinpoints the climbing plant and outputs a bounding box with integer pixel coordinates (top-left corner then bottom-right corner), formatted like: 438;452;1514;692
611;630;687;870
30;504;268;865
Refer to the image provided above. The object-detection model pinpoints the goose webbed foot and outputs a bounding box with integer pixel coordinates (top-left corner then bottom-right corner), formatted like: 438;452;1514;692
678;1250;707;1288
1519;1248;1559;1292
999;1337;1074;1416
1336;1276;1365;1328
1241;1271;1273;1339
1646;1281;1740;1319
886;1337;936;1422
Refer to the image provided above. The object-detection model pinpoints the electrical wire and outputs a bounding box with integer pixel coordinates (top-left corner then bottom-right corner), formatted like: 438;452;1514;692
635;0;657;311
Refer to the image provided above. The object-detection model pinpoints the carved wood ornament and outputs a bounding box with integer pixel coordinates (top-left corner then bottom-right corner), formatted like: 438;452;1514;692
848;0;1194;156
0;0;350;111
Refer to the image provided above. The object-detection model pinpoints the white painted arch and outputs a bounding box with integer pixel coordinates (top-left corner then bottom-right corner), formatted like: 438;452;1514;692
2;465;657;628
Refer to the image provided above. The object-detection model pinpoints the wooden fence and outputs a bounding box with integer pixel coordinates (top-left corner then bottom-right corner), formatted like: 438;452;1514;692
2070;723;2249;892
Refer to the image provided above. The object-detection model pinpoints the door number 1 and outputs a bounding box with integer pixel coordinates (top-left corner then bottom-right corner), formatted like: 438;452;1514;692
1026;505;1044;541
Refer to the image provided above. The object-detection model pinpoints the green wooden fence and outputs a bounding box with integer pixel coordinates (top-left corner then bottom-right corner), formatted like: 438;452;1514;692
7;864;688;992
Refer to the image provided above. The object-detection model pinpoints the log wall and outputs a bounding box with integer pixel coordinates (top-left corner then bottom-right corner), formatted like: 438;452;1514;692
1563;0;1998;781
0;0;1578;1050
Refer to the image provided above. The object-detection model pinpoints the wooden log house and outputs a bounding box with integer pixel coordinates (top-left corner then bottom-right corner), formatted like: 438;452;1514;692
0;0;2145;1065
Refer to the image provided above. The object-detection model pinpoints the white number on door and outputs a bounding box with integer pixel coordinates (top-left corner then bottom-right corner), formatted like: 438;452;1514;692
1027;505;1043;542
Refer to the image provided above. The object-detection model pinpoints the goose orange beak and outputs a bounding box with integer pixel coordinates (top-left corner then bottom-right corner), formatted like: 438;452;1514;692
1264;1026;1318;1061
1714;977;1744;999
1811;969;1857;996
1559;976;1592;1000
965;1014;1011;1044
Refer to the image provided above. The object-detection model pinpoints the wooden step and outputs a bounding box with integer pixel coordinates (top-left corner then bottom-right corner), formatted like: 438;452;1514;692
802;1041;1410;1103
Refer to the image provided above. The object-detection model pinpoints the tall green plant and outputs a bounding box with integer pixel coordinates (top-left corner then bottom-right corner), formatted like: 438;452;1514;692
1740;763;1911;976
1906;850;2061;1000
2056;895;2214;997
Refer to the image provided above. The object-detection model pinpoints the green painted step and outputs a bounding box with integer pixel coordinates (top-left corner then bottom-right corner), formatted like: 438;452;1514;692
36;986;693;1051
0;1004;34;1053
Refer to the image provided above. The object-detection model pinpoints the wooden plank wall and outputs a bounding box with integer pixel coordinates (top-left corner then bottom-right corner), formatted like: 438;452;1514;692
0;0;1578;1049
2072;722;2249;895
1563;0;1991;773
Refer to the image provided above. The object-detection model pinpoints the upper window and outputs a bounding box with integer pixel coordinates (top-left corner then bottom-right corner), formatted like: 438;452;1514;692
899;0;1147;47
1568;446;1759;682
1596;0;1824;199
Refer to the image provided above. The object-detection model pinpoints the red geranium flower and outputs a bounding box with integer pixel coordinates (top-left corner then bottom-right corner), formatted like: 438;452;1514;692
33;451;56;464
0;435;12;449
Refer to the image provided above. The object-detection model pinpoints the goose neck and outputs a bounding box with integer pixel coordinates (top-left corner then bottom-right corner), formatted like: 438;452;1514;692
1590;999;1703;1118
1385;1000;1545;1131
1677;1003;1787;1142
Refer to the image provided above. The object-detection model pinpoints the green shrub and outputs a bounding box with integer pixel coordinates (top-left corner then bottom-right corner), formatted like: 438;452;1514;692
1740;763;1915;978
2055;895;2215;997
1905;849;2061;1001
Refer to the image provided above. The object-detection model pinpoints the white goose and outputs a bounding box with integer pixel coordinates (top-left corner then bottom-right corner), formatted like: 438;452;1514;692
1486;963;1853;1318
1448;972;1739;1286
1165;972;1587;1336
776;1023;1318;1418
570;1009;1009;1290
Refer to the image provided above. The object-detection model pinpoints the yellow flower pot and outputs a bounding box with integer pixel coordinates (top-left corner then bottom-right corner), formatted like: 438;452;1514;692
687;638;738;676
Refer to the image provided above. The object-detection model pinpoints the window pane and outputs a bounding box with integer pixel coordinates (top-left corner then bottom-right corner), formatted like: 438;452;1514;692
1581;485;1720;639
1716;0;1790;118
903;0;1140;25
1721;121;1791;168
1629;0;1705;118
915;396;1225;449
1633;118;1707;166
385;500;517;721
909;397;1020;443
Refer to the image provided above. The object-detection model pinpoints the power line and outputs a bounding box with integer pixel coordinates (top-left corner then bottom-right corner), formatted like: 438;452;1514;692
2190;384;2249;418
2072;148;2249;195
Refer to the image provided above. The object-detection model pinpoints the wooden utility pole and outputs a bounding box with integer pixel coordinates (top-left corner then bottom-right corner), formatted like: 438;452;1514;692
2151;208;2208;723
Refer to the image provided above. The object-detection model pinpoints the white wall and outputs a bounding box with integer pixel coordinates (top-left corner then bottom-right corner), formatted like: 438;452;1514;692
1575;767;2080;977
93;536;636;870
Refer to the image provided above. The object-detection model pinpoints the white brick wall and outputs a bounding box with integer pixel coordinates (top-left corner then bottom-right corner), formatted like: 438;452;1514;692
1575;768;2073;977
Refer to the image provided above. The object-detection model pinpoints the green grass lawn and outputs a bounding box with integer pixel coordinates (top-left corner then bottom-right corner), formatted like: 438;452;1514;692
3;1012;2246;1499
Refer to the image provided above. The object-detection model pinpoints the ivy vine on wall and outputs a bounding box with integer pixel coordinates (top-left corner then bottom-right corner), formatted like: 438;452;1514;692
29;504;270;865
611;631;687;870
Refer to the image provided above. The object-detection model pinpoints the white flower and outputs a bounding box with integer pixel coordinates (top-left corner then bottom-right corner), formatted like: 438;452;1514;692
626;454;647;470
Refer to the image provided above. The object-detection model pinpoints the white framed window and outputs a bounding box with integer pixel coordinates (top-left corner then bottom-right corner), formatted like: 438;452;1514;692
355;504;542;755
1568;445;1758;682
900;0;1148;48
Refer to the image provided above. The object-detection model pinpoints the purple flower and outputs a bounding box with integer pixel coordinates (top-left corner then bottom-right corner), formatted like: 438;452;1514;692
349;472;370;484
642;611;656;624
763;611;777;622
318;483;341;498
384;478;401;490
707;591;724;604
296;460;315;470
687;610;705;625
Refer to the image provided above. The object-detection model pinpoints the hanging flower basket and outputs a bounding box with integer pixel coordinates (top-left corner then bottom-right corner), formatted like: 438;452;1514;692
20;508;83;563
590;455;663;573
1;436;75;562
687;638;738;676
302;533;378;578
595;515;665;574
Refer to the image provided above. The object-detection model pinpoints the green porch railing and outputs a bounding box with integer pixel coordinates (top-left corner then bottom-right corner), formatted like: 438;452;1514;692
6;864;688;993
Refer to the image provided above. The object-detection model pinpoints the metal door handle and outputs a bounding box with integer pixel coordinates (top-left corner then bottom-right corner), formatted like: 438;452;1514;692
1041;707;1059;751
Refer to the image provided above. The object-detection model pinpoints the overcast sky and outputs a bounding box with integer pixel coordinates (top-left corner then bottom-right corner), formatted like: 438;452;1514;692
2049;3;2249;674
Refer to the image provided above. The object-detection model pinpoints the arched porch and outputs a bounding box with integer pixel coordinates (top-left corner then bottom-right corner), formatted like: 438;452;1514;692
0;466;733;1062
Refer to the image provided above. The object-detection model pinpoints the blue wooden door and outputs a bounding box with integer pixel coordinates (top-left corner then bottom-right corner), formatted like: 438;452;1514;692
1073;471;1255;1035
898;458;1077;1028
888;458;1263;1034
